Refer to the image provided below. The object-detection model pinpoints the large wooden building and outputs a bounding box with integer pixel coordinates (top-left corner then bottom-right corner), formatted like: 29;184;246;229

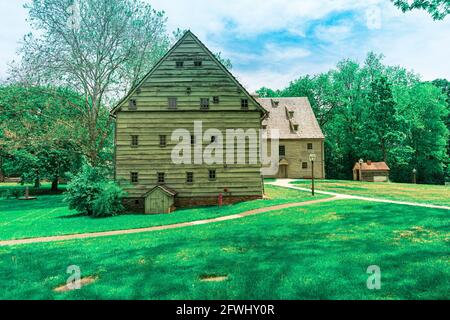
259;98;325;179
111;31;267;213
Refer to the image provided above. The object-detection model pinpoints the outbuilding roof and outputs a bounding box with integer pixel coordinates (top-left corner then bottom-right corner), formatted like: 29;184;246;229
258;97;324;139
353;161;390;171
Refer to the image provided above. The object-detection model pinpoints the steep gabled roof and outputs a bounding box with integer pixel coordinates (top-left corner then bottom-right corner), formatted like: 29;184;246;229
144;185;177;197
258;97;324;139
110;31;267;116
353;162;390;171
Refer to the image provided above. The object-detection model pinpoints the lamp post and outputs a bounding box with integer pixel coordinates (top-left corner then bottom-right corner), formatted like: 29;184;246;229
412;168;417;184
309;153;316;196
358;159;364;181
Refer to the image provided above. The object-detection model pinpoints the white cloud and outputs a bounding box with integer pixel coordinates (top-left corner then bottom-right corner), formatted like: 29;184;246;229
149;0;383;37
264;43;311;61
0;0;448;90
365;5;382;30
314;22;353;43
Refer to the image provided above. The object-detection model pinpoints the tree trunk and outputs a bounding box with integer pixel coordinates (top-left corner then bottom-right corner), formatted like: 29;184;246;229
34;176;41;188
0;156;4;182
51;176;58;192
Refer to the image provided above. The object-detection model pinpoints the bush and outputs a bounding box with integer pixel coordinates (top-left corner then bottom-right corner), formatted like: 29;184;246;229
65;164;126;217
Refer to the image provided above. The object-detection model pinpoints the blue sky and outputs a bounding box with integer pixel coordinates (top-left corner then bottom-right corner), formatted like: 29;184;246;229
1;0;449;91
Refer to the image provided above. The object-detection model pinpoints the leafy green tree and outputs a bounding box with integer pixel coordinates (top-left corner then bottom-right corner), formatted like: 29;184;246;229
65;163;126;217
0;85;84;188
10;0;170;165
391;0;449;20
365;76;399;162
394;83;449;183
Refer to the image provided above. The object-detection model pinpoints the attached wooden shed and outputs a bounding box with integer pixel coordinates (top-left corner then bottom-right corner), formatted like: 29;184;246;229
144;185;177;214
353;160;390;182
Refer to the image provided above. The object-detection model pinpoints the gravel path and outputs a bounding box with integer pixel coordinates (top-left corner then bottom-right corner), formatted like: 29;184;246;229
269;179;450;210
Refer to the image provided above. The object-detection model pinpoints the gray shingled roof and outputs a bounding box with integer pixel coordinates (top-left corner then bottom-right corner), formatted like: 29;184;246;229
257;97;324;139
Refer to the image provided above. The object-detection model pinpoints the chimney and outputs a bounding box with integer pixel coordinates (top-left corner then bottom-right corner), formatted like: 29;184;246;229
367;160;372;165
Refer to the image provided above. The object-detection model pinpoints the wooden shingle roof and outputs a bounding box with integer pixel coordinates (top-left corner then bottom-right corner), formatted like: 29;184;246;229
258;97;324;139
353;162;390;171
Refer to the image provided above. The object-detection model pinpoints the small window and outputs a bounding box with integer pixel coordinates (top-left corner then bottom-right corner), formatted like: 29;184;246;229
191;135;195;145
131;172;138;183
213;96;220;104
129;99;137;110
208;169;216;181
293;124;299;131
241;99;249;110
289;111;294;118
302;162;308;169
194;60;202;67
186;172;193;184
159;135;167;147
168;97;177;109
200;98;209;110
157;172;165;183
210;136;216;143
131;135;139;146
262;124;267;130
176;61;183;68
279;145;286;157
186;87;192;95
307;143;313;150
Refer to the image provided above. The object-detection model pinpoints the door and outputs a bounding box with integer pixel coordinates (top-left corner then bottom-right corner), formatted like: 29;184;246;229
278;165;288;178
145;190;168;214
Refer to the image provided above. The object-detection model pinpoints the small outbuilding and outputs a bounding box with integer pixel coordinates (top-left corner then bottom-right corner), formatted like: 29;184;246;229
144;185;177;214
353;160;390;182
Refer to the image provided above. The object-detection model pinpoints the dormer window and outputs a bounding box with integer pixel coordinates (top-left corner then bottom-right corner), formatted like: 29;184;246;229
129;99;137;110
194;60;202;67
176;61;184;68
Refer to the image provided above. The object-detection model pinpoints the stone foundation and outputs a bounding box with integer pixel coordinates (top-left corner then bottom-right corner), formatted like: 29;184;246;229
122;195;262;214
175;195;262;208
122;197;145;213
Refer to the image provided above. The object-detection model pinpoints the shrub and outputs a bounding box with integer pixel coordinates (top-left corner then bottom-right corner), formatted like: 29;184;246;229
65;164;126;217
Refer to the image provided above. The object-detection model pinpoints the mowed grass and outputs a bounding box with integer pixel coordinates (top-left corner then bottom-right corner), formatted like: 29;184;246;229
0;199;448;299
0;185;328;241
291;179;450;206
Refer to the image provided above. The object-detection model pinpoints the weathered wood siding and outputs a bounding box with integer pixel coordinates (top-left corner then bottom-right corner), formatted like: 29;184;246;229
114;32;264;203
263;139;325;179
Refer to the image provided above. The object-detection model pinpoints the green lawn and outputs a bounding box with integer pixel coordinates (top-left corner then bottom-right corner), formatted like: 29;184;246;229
0;198;448;299
0;185;328;241
0;182;66;199
291;179;450;206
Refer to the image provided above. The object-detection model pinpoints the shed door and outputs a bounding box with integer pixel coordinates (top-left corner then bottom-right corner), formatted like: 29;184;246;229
145;190;168;214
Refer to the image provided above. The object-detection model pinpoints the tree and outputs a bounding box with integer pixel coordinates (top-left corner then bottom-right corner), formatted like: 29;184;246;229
365;76;399;162
391;0;449;20
394;83;449;183
0;85;84;188
10;0;170;165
